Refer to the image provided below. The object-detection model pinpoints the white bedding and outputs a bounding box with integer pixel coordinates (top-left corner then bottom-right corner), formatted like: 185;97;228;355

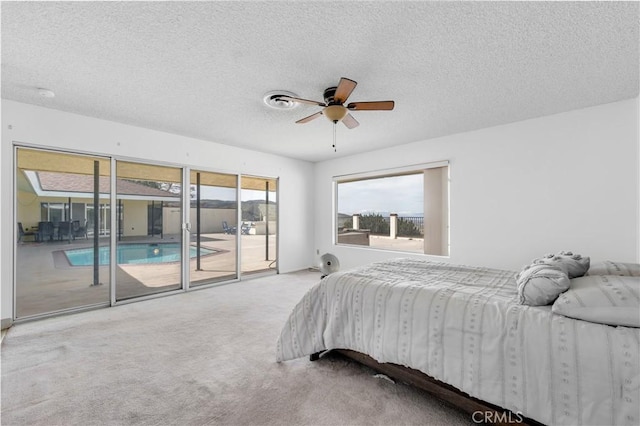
277;258;640;426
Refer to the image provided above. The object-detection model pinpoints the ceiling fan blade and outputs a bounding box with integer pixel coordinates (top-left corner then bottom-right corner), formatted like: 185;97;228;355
342;113;359;129
347;101;395;111
333;78;357;104
277;95;326;107
296;111;323;124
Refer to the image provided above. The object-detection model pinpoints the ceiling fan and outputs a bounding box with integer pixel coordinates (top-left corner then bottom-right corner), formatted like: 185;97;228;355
275;77;394;129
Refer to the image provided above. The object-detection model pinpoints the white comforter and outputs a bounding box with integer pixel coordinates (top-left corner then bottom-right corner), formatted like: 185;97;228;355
277;258;640;426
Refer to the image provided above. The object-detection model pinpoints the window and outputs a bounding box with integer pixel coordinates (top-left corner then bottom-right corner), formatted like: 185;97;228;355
40;202;68;223
335;163;449;256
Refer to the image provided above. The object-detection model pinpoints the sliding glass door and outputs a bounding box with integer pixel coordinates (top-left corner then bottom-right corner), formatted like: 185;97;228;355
115;161;183;301
15;147;111;318
240;175;278;275
189;170;238;286
15;147;280;319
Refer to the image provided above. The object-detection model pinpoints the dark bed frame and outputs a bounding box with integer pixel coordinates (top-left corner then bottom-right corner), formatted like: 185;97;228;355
311;349;545;426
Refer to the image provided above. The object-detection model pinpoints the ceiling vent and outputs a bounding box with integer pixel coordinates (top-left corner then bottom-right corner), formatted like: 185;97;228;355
263;91;299;110
37;88;55;98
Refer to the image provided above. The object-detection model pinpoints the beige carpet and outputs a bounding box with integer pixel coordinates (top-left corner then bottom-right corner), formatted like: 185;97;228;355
1;271;471;425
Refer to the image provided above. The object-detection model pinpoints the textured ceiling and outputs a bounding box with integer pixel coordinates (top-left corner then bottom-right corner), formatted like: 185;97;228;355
2;1;638;162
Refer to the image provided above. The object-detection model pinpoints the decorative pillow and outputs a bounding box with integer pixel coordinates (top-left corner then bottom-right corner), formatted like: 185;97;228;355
516;263;570;306
587;261;640;277
552;275;640;327
533;251;590;278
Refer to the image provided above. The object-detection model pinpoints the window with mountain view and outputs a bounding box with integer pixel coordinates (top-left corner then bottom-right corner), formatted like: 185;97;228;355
335;164;449;256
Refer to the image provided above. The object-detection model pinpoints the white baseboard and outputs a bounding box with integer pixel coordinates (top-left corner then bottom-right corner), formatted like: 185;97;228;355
1;318;13;331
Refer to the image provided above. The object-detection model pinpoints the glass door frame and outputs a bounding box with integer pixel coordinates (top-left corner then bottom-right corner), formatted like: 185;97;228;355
183;167;243;291
13;144;113;320
85;203;112;236
111;157;186;304
238;174;280;278
12;144;280;321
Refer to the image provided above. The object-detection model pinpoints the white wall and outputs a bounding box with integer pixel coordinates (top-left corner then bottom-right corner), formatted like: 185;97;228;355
1;100;315;322
121;200;149;237
314;98;640;272
3;98;638;323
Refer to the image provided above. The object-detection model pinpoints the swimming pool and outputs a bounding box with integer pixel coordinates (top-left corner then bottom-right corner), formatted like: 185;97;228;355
64;243;216;266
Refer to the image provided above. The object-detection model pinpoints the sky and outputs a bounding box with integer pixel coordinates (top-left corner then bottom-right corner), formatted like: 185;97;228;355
187;174;421;212
191;186;276;202
337;173;423;216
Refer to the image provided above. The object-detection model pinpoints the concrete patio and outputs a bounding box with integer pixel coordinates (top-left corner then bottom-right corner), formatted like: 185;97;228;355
15;233;277;318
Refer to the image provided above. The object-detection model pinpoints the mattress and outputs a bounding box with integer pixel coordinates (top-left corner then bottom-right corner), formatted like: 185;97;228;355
277;258;640;425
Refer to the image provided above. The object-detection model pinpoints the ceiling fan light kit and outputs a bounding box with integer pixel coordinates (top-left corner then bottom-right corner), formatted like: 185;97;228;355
323;104;347;122
269;77;395;151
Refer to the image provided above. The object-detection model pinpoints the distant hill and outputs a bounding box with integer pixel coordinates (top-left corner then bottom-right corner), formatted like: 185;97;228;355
164;199;276;221
191;199;236;209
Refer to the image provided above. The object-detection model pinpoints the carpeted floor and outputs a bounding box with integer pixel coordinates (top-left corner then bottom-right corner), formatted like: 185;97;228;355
1;270;472;425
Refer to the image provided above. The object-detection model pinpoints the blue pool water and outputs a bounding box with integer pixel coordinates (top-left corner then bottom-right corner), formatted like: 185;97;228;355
64;243;215;266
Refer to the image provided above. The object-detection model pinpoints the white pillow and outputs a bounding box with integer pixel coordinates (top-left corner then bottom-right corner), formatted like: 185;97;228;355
587;261;640;277
534;251;590;278
552;275;640;327
516;263;570;306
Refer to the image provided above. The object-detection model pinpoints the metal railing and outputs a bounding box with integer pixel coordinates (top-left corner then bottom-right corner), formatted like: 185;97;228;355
341;213;424;238
397;216;424;237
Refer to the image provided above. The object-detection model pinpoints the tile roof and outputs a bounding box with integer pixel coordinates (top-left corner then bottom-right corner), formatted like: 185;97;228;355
36;172;179;197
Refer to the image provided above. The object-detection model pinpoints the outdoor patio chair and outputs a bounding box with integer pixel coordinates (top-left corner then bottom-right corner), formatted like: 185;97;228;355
37;221;55;242
241;222;252;235
57;221;74;241
73;220;88;239
17;222;36;242
222;221;236;234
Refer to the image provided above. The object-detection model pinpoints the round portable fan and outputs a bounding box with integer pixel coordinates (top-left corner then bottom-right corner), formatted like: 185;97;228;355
319;253;340;278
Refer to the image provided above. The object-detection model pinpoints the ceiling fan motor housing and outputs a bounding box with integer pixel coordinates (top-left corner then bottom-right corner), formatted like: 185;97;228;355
323;86;338;104
322;86;348;122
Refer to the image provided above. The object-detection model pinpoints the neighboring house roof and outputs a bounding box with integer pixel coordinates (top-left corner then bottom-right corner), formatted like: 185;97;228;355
34;171;179;198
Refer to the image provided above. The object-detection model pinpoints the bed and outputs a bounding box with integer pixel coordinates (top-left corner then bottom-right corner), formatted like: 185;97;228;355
276;258;640;425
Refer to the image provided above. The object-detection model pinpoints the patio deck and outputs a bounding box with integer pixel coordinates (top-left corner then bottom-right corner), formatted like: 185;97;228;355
15;233;276;318
369;235;424;253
